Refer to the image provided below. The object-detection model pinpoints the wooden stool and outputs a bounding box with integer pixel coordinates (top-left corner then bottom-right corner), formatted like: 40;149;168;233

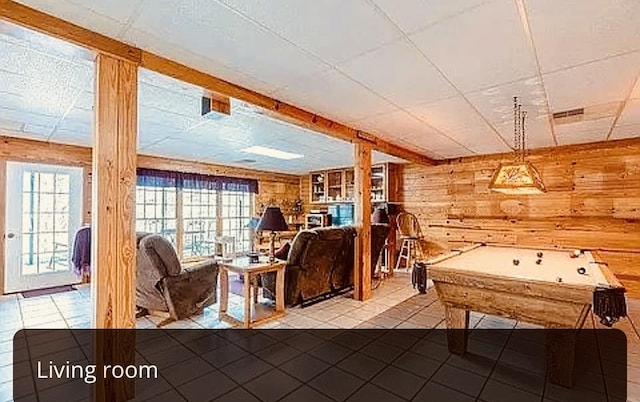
394;212;424;271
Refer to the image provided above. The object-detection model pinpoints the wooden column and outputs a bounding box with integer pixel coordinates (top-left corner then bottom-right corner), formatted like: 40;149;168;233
353;143;372;301
91;54;137;402
91;53;138;328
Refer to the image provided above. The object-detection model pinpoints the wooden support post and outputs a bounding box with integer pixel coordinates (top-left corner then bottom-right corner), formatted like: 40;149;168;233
91;53;137;402
353;143;372;301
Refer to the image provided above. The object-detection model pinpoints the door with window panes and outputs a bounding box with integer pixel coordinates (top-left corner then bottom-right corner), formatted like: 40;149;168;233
4;162;83;293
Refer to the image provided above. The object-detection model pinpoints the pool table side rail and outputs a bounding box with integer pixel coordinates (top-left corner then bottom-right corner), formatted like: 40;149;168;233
427;266;595;305
591;250;626;290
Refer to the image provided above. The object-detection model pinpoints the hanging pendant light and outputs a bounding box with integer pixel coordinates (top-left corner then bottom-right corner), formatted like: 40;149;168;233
488;96;546;194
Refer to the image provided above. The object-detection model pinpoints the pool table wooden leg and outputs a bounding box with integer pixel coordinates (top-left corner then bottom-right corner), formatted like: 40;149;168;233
546;329;576;387
444;305;469;354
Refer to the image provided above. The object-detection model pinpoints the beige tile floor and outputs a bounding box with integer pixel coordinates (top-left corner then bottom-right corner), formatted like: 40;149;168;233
1;273;639;401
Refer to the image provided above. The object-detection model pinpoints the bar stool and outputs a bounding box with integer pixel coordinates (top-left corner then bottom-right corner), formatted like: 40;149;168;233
395;212;424;271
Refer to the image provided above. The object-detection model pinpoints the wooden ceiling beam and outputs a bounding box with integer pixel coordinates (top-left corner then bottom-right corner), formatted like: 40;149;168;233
0;0;141;63
0;0;435;165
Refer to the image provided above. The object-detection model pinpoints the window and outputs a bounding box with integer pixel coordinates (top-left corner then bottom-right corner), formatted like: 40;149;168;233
135;185;177;245
135;169;257;260
221;191;253;254
21;171;72;274
182;188;217;258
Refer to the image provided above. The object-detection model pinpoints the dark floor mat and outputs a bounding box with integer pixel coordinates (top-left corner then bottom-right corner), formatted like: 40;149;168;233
21;284;76;298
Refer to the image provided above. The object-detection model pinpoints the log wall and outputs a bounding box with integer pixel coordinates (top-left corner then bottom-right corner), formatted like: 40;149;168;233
399;138;640;297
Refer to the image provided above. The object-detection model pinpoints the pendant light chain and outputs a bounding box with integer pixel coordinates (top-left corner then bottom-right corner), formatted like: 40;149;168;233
512;96;527;162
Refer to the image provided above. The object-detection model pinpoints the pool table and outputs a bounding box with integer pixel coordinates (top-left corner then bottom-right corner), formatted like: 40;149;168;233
426;243;625;386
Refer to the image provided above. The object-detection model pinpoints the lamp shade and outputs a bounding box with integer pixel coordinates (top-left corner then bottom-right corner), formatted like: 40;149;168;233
257;206;288;232
371;207;390;224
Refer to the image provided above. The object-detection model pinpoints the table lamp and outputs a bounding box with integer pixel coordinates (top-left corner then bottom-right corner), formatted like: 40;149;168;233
257;206;288;262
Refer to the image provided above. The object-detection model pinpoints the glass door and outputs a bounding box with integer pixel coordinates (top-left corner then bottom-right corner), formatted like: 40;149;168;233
5;162;83;293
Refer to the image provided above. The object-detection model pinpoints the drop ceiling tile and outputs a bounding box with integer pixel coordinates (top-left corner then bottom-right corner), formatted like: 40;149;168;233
527;0;640;73
15;0;126;38
492;115;554;150
372;151;406;164
630;78;640;100
554;117;614;145
465;76;549;124
617;99;640;126
49;128;92;146
139;81;201;117
0;106;59;127
218;0;402;64
127;1;328;90
409;0;537;92
371;0;489;34
544;51;640;112
272;69;398;123
407;96;490;133
351;109;441;139
445;126;511;154
338;38;457;108
64;0;143;26
609;124;640;140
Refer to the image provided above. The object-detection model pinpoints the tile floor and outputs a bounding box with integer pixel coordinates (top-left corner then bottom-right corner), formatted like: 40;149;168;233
1;273;639;401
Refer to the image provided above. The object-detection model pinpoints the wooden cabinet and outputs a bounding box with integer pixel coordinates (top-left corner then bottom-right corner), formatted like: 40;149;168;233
326;170;344;202
310;172;326;203
309;163;397;204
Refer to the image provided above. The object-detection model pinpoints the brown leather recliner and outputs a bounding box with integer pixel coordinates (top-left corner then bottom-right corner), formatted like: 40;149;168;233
262;224;390;307
136;233;219;326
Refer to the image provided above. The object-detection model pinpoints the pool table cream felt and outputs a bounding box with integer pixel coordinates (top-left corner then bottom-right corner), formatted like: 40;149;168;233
427;244;611;289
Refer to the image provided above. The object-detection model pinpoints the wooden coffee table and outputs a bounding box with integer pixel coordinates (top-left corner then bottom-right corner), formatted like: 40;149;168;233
218;257;286;328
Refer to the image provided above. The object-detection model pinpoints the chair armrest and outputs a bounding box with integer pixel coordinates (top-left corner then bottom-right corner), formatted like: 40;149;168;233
161;262;219;320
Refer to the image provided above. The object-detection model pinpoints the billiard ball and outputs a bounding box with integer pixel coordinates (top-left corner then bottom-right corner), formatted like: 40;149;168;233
513;259;520;266
535;259;542;265
537;251;543;258
577;267;586;275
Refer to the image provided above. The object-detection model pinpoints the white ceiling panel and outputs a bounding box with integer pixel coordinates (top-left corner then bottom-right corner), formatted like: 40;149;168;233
617;99;640;127
631;79;640;100
610;124;640;140
338;38;457;108
554;117;614;145
351;109;440;139
544;51;640;112
409;0;537;92
128;0;328;91
527;0;640;73
465;76;549;123
15;0;128;38
218;0;402;64
492;115;554;150
371;0;489;35
272;69;398;123
446;126;511;154
408;96;492;133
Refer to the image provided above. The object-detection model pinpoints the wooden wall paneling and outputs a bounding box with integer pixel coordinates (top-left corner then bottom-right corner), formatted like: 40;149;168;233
354;143;372;301
0;160;5;294
399;140;640;297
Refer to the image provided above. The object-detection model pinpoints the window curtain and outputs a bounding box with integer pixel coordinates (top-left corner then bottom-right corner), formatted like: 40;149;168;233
136;168;259;193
